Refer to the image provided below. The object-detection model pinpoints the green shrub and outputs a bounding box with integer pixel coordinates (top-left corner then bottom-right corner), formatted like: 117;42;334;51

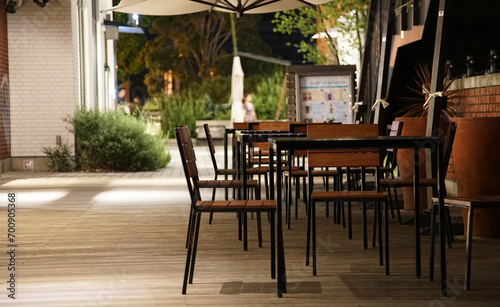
253;70;286;120
156;91;213;138
195;75;231;105
42;142;75;172
67;109;170;172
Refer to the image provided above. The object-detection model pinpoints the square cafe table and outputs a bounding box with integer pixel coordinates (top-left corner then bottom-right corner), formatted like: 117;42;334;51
268;135;447;298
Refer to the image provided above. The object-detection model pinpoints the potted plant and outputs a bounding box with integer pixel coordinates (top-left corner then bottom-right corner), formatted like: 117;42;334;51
394;64;460;211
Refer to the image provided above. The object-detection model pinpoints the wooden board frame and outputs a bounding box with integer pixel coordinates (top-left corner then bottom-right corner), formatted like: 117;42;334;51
285;65;357;123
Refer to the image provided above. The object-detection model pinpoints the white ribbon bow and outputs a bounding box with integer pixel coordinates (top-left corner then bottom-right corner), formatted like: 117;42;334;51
371;98;389;111
423;91;444;110
351;101;363;112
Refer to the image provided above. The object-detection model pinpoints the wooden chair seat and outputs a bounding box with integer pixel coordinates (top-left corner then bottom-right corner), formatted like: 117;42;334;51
249;157;288;165
197;179;258;188
216;168;238;176
312;190;388;200
197;200;276;211
246;166;269;174
350;166;392;174
284;169;308;177
380;178;437;186
310;169;340;176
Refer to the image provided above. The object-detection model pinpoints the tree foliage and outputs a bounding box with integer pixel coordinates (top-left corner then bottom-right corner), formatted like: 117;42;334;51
116;12;273;98
273;1;369;65
253;69;286;120
115;14;154;85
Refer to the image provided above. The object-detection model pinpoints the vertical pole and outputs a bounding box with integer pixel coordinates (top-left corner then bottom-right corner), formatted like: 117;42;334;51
373;0;395;135
357;0;378;118
230;13;238;56
426;0;452;137
426;2;452;297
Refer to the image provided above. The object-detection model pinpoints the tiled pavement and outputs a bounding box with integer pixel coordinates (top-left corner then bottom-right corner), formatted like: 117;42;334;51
0;138;222;183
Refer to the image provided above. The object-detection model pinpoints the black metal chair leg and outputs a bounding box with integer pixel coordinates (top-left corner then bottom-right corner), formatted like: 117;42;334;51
378;202;383;266
384;200;390;275
188;212;202;284
257;212;263;248
312;199;317;276
429;202;437;281
362;201;368;249
182;210;198;294
243;213;248;251
185;208;194;249
306;196;313;267
387;186;395;219
372;203;378;248
270;212;276;279
348;201;353;239
393;186;402;224
465;206;474;290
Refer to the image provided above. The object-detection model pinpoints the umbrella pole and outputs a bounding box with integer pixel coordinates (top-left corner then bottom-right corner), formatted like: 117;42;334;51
231;13;238;55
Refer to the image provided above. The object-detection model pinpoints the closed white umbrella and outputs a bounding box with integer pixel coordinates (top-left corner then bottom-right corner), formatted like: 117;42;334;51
230;56;244;122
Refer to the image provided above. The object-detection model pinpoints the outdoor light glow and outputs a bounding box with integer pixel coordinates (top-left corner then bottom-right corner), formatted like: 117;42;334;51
132;13;139;25
0;191;68;206
92;190;177;203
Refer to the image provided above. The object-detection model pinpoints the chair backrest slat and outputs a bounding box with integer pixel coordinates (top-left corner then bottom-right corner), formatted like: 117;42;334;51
204;124;216;155
233;122;249;129
175;125;202;205
252;122;290;151
258;121;290;132
176;125;199;178
389;120;403;136
203;124;219;171
307;124;380;168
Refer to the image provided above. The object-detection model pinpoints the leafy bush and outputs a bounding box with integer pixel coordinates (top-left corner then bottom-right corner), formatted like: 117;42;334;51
67;109;170;172
42;142;75;172
193;75;231;105
253;70;286;120
156;91;214;138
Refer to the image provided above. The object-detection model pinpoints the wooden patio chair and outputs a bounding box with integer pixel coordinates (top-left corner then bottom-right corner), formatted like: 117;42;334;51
306;124;389;276
175;125;277;294
284;122;341;229
181;125;262;249
380;122;457;233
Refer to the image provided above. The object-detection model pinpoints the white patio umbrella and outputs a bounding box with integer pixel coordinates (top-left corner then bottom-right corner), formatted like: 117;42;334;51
230;56;244;122
102;0;332;17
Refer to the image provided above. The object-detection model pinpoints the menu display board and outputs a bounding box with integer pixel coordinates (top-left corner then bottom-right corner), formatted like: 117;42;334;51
299;75;351;123
286;65;356;124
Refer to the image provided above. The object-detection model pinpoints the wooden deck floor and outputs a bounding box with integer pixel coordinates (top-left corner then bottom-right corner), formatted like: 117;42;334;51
1;172;500;306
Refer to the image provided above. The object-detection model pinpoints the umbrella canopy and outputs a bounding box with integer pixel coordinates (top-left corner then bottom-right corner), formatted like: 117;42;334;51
230;56;245;123
102;0;332;17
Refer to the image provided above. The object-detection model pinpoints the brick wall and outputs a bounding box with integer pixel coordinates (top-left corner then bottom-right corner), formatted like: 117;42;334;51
453;86;500;117
0;0;10;160
7;0;76;160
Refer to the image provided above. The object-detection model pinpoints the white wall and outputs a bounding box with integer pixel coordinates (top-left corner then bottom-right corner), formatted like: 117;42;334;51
6;0;115;164
7;0;76;157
